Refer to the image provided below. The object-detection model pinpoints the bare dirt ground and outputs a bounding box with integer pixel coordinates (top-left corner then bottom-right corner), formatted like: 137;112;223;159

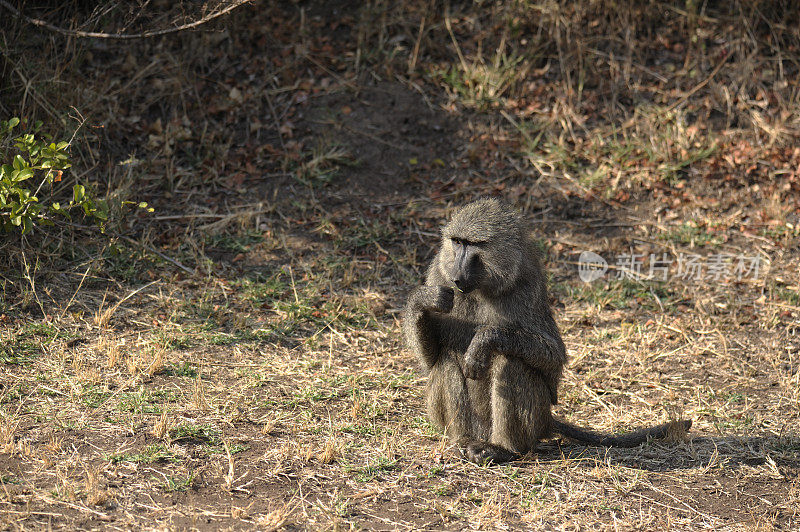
1;1;799;530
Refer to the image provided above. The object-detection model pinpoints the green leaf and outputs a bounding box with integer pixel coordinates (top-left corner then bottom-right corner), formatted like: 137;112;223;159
51;202;70;219
13;168;34;182
73;184;85;203
13;155;25;171
8;117;20;128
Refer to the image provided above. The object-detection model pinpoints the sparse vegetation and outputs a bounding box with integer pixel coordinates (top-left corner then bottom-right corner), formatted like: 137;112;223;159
0;0;798;529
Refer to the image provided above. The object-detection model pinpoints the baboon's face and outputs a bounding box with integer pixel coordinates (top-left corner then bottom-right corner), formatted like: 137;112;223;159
439;198;525;296
440;236;486;293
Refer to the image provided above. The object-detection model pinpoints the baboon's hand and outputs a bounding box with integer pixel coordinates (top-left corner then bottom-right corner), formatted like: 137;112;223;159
431;286;454;313
463;342;491;380
411;285;454;313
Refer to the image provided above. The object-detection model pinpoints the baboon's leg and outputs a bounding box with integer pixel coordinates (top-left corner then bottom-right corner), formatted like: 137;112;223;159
427;356;475;441
464;357;552;464
490;356;552;453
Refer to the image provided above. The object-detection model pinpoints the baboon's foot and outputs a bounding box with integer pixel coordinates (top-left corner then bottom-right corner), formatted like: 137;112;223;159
451;437;475;459
464;441;518;464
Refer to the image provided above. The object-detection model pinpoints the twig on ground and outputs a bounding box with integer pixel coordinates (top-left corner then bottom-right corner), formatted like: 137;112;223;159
54;219;195;275
0;0;253;40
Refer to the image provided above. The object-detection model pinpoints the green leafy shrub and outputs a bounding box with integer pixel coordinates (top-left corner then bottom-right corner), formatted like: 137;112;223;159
0;117;111;234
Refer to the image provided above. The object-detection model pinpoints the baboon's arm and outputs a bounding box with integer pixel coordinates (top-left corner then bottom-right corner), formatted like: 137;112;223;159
463;326;566;379
403;286;454;369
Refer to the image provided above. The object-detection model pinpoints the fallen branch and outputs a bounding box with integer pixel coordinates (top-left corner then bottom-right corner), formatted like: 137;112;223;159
53;219;196;275
0;0;252;40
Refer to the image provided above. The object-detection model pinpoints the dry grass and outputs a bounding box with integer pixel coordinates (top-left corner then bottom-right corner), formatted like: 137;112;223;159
1;0;799;529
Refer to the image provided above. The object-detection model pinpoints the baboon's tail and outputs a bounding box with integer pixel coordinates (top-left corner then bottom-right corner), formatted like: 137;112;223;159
552;419;691;448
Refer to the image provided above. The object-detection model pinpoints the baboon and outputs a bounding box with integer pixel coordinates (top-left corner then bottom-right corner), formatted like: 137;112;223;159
403;198;691;464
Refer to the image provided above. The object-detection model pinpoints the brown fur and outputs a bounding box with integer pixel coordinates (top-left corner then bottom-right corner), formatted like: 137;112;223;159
403;198;691;464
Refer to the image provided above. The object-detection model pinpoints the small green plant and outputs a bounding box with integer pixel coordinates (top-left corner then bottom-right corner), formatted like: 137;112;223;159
0;322;67;365
439;51;527;109
658;221;723;247
169;423;220;444
0;117;151;234
110;444;178;464
294;142;353;186
163;473;197;492
1;118;95;233
351;457;397;482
